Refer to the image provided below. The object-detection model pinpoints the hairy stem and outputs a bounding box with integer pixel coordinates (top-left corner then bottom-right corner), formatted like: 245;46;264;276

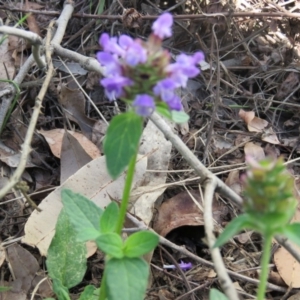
257;234;272;300
115;151;138;234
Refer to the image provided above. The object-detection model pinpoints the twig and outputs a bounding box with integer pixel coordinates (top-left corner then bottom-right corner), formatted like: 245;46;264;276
0;25;45;68
0;0;75;200
203;176;239;300
150;112;243;206
3;6;300;20
53;44;103;74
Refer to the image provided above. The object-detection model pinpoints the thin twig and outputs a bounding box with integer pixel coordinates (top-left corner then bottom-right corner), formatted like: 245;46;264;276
0;25;45;68
203;176;239;300
0;0;75;200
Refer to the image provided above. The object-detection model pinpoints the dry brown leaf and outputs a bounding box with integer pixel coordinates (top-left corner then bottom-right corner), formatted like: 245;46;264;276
276;72;300;99
261;127;280;144
25;0;41;36
5;244;52;298
225;170;242;196
274;244;300;288
60;131;93;183
0;143;36;168
58;85;96;139
287;292;300;300
244;142;265;161
130;119;172;226
22;155;147;257
239;109;268;132
39;129;101;159
274;197;300;288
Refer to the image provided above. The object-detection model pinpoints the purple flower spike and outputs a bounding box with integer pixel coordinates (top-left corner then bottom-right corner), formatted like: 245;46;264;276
152;13;173;39
101;76;132;101
133;94;155;116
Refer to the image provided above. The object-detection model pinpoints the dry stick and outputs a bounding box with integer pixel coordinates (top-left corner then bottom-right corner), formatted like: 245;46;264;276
0;26;45;69
125;213;286;293
203;176;239;300
150;112;242;207
0;0;75;200
3;6;300;20
0;55;35;134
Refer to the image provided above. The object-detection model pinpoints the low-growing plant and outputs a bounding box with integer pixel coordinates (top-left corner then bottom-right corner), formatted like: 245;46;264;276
46;13;205;300
213;157;300;300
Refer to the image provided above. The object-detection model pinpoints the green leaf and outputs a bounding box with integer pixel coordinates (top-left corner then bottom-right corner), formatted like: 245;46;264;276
97;0;105;15
46;209;87;289
100;202;119;233
156;105;172;120
79;285;99;300
171;110;190;123
278;223;300;246
106;257;149;300
52;278;71;300
62;189;103;241
209;288;229;300
103;112;143;179
214;214;253;248
123;231;159;257
96;233;124;258
0;286;10;292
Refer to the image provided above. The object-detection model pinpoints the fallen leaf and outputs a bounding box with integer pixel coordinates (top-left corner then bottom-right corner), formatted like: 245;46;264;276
261;127;280;144
0;143;35;168
22;155;147;256
225;170;242;196
58;85;96;139
153;190;228;237
39;129;100;159
5;244;52;298
244;142;265;161
130;119;172;226
274;197;300;288
60;131;93;183
239;109;268;132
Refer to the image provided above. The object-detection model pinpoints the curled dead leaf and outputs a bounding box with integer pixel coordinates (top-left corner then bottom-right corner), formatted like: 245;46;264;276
239;109;268;132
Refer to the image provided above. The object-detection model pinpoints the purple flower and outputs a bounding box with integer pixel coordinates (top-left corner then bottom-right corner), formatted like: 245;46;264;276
99;33;124;56
101;76;132;101
165;94;182;111
152;13;173;39
167;52;205;87
123;42;147;66
163;261;192;271
97;52;122;76
153;78;176;102
133;94;155;116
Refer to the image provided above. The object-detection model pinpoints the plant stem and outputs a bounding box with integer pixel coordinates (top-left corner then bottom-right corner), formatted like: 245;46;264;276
257;234;273;300
98;267;107;300
115;151;138;235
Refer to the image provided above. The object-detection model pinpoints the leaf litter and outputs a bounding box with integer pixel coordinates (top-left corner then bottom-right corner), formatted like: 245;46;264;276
2;0;300;298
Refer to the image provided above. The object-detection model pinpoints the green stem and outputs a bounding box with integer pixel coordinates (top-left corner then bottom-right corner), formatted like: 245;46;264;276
257;234;273;300
98;267;107;300
115;151;138;235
